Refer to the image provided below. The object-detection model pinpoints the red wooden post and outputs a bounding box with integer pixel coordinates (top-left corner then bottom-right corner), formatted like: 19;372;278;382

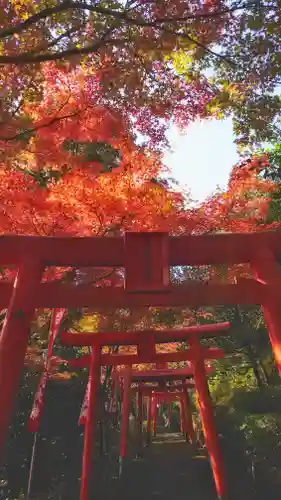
168;404;172;428
0;259;42;455
190;334;226;500
179;398;186;435
146;395;152;446
119;368;131;476
124;232;170;292
152;395;157;437
182;387;197;445
136;389;143;456
251;248;281;376
80;346;101;500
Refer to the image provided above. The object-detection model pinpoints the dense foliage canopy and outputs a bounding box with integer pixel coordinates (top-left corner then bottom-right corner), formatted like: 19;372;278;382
2;0;281;153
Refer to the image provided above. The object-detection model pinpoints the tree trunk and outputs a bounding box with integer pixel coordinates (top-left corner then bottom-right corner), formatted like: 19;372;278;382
246;344;264;389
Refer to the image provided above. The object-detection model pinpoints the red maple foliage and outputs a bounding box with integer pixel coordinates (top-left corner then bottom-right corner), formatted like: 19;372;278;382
0;0;226;155
196;154;279;234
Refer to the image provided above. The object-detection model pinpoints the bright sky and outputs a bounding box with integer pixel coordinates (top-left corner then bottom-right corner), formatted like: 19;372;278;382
163;117;239;203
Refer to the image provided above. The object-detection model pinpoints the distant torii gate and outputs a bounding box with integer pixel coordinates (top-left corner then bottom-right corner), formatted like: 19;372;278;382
120;373;197;447
139;386;196;443
1;231;281;499
62;321;229;500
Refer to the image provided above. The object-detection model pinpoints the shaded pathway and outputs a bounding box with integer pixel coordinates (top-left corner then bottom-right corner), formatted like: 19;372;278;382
96;431;217;500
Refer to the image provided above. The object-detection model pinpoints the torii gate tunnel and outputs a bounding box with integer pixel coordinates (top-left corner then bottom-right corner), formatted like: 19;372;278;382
0;231;281;495
63;323;228;500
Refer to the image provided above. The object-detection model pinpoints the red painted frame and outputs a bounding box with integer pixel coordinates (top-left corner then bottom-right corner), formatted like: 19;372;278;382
0;230;280;500
65;329;226;500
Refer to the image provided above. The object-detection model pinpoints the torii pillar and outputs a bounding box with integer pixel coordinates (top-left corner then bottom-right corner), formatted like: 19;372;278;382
182;386;197;445
189;333;226;500
252;248;281;375
135;387;143;457
119;367;132;476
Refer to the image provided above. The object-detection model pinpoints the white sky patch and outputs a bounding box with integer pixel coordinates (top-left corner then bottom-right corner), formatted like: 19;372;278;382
163;117;239;203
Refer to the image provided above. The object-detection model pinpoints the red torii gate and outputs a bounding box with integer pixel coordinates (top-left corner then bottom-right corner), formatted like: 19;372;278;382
62;322;228;500
120;374;197;446
62;321;228;366
126;368;212;444
0;231;281;499
142;388;195;443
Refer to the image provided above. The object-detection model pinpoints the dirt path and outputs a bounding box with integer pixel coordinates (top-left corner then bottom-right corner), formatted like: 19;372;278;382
95;432;218;500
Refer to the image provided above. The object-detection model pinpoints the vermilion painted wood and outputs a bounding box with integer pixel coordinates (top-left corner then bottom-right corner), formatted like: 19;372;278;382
125;232;170;292
146;396;152;445
153;392;183;402
0;235;124;267
129;366;213;381
1;280;271;308
180;398;186;434
134;390;193;398
60;322;231;346
2;229;281;494
152;395;157;437
0;280;278;309
68;357;198;378
252;248;281;376
137;335;157;359
80;346;101;500
182;387;197;445
0;259;42;456
136;389;143;455
155;362;168;369
67;347;224;368
189;334;226;499
131;384;195;394
100;348;224;366
0;231;281;266
119;368;132;471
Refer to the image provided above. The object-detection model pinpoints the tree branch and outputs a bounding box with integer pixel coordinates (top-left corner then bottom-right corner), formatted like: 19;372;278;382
0;1;74;39
29;24;85;55
160;25;235;66
0;0;257;66
0;106;83;142
0;0;260;40
0;36;124;65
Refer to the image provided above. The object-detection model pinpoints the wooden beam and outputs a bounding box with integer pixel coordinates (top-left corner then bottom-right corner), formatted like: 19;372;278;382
0;231;280;267
128;367;212;382
0;283;13;307
0;235;124;267
169;231;281;266
131;373;194;382
60;322;230;347
125;232;170;292
151;393;183;401
132;384;195;394
100;348;223;366
68;348;223;368
0;280;272;310
68;363;203;381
